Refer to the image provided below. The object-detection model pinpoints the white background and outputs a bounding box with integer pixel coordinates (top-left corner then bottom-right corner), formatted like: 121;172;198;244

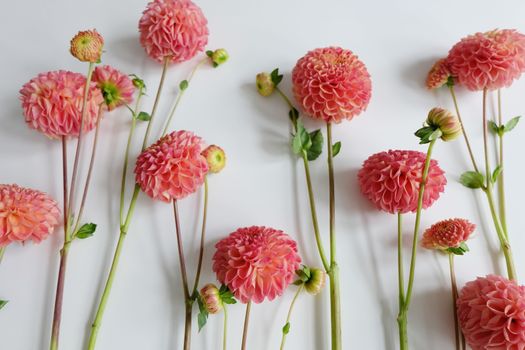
1;0;525;349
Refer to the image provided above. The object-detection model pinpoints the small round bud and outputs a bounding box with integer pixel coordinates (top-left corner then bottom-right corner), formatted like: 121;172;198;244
70;29;104;63
256;72;275;97
304;268;326;295
426;107;462;141
200;283;223;314
202;145;226;174
130;74;146;90
211;49;229;67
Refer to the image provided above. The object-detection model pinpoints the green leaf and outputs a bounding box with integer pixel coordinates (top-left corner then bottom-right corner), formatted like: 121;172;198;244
136;111;151;121
270;68;283;86
492;165;503;183
459;171;485;189
295;266;311;282
307;130;323;161
488;121;500;134
75;223;97;239
179;80;189;91
332;141;341;157
198;310;208;332
427;128;443;142
206;50;213;57
282;322;291;335
504;116;521;133
446;242;470;256
0;300;8;310
291;122;311;155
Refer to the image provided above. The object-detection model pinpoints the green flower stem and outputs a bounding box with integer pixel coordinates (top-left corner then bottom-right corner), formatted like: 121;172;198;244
162;56;208;136
275;87;329;272
482;89;517;281
87;59;170;350
172;200;192;350
326;122;342;350
279;284;304;350
191;177;209;295
241;301;252;350
448;85;480;173
496;90;508;237
448;254;463;350
50;62;95;350
397;139;437;350
222;306;228;350
397;212;408;350
0;247;5;264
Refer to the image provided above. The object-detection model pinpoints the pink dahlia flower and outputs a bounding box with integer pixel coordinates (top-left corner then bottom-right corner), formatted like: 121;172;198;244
0;184;60;247
426;58;451;89
457;275;525;349
139;0;209;63
212;226;301;304
421;218;475;250
292;46;372;123
447;29;525;91
358;150;447;214
134;130;208;202
92;65;135;111
19;70;104;139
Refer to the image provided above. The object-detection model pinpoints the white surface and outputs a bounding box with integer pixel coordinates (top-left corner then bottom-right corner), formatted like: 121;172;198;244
1;0;525;349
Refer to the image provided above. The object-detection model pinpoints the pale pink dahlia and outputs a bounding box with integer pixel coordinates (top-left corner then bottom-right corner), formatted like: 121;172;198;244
358;150;447;214
0;184;60;247
292;46;372;123
134;130;208;202
421;218;475;250
426;58;451;89
139;0;209;63
447;29;525;91
92;65;135;111
212;226;301;304
19;70;104;139
457;275;525;349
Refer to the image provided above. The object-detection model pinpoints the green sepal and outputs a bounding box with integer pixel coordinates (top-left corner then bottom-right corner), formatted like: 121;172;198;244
219;285;237;305
206;50;213;57
270;68;283;87
446;242;470;256
459;171;485;189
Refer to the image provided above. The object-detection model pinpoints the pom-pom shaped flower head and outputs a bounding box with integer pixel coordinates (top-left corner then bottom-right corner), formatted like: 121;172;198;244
358;150;447;214
139;0;209;63
134;130;208;202
70;29;104;63
0;184;60;247
201;145;226;174
447;29;525;91
292;47;372;123
421;218;475;254
213;226;301;304
457;275;525;349
426;58;452;90
19;70;104;139
415;107;462;143
92;65;136;111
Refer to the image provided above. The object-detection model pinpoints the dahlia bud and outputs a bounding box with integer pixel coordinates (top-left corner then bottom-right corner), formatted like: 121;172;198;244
426;107;462;142
210;49;229;67
202;145;226;174
304;268;326;295
70;29;104;63
200;283;223;314
256;72;275;96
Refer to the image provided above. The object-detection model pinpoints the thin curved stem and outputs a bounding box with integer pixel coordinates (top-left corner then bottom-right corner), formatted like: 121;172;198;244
448;254;462;350
279;285;304;350
0;247;5;265
241;301;252;350
448;85;480;173
222;306;228;350
496;90;508;237
397;213;405;308
61;136;69;239
162;56;208;136
192;177;209;295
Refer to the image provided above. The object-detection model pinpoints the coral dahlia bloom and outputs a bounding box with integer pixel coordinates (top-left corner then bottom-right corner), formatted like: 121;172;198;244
426;58;451;89
92;65;135;111
134;130;208;202
447;29;525;91
0;184;60;247
212;226;301;304
457;275;525;349
358;150;447;214
292;46;372;123
19;70;104;139
139;0;209;63
421;218;475;250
